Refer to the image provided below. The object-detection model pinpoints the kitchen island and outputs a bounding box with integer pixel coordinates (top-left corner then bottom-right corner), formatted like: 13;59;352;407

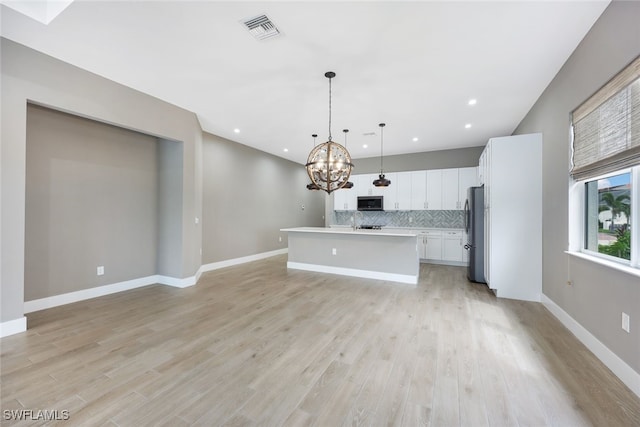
280;227;420;285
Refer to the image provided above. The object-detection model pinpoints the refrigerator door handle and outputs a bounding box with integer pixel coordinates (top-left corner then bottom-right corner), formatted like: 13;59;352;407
463;199;470;233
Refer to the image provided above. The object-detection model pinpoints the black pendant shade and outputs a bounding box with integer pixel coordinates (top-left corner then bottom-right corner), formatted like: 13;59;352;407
373;123;391;187
373;174;391;187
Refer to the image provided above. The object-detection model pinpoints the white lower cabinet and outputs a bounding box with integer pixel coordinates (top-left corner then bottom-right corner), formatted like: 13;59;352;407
418;230;442;260
417;229;466;265
442;230;463;262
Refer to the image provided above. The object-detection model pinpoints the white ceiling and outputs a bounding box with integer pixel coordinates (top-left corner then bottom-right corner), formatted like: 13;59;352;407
1;0;609;164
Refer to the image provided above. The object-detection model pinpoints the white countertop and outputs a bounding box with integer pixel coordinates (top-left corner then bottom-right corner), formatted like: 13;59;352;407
280;227;420;237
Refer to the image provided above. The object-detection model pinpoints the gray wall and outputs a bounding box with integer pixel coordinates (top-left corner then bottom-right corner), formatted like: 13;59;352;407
514;1;640;373
157;139;185;278
353;146;484;175
202;133;325;263
1;38;202;323
25;105;160;300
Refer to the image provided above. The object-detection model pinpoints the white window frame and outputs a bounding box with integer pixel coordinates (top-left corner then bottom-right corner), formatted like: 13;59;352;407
568;165;640;276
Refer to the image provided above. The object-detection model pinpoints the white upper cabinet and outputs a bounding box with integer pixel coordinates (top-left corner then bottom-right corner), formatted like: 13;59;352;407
478;150;487;185
410;171;427;210
377;172;412;211
426;170;442;210
458;167;479;208
333;179;357;210
395;172;412;210
379;172;397;210
356;174;374;197
441;169;459;210
334;167;478;211
440;167;479;210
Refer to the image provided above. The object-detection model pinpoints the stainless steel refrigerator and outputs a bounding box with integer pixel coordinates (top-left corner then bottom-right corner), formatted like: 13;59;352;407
464;186;485;283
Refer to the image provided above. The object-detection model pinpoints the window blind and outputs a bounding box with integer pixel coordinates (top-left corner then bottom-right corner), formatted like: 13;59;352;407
571;56;640;181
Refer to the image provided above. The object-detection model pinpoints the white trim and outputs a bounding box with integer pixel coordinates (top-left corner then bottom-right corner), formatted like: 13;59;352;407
565;251;640;279
200;248;287;273
541;293;640;398
0;316;27;338
156;275;196;288
24;275;160;313
421;259;467;267
287;261;418;285
21;249;288;314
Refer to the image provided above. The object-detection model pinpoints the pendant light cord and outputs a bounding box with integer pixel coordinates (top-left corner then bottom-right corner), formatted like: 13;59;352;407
379;123;385;174
328;76;332;142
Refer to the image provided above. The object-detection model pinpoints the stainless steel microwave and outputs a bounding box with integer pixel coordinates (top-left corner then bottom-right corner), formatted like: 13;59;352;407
357;196;384;211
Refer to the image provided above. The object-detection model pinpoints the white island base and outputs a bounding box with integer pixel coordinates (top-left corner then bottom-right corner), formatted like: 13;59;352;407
280;227;420;285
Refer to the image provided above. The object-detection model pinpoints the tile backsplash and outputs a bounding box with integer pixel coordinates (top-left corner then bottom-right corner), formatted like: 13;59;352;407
331;210;465;229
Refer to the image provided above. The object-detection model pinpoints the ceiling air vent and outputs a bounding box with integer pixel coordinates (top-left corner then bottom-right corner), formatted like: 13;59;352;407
242;14;280;41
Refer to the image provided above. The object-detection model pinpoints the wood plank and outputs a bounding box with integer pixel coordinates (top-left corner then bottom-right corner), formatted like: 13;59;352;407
0;256;637;426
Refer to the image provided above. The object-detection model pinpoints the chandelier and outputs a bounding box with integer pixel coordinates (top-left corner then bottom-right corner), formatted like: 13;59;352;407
305;71;354;194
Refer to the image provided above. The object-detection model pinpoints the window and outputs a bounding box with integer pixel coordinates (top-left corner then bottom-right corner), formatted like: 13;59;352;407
583;170;633;263
570;56;640;270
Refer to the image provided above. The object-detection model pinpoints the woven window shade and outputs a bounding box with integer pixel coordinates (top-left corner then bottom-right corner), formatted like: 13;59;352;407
571;56;640;181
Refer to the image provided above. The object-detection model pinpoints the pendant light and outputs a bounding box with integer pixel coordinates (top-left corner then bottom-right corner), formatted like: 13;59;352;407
341;129;354;189
305;71;354;194
306;134;320;190
373;123;391;187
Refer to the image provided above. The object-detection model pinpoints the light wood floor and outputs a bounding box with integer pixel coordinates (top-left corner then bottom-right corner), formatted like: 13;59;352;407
1;255;639;426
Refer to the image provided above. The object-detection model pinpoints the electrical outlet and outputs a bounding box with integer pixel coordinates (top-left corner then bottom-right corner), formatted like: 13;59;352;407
622;312;630;333
332;248;337;255
409;217;413;223
195;217;199;224
279;236;282;242
301;204;305;211
97;266;104;276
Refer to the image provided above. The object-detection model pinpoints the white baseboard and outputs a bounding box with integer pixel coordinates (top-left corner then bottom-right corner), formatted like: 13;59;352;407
287;261;418;285
421;259;467;267
24;275;162;313
0;316;27;338
156;275;196;288
21;249;288;314
541;293;640;398
200;248;287;273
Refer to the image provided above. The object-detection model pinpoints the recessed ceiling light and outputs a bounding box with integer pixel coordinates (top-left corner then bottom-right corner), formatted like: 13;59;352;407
412;137;419;142
465;123;472;129
363;144;368;148
468;99;477;106
283;148;289;152
234;128;240;133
